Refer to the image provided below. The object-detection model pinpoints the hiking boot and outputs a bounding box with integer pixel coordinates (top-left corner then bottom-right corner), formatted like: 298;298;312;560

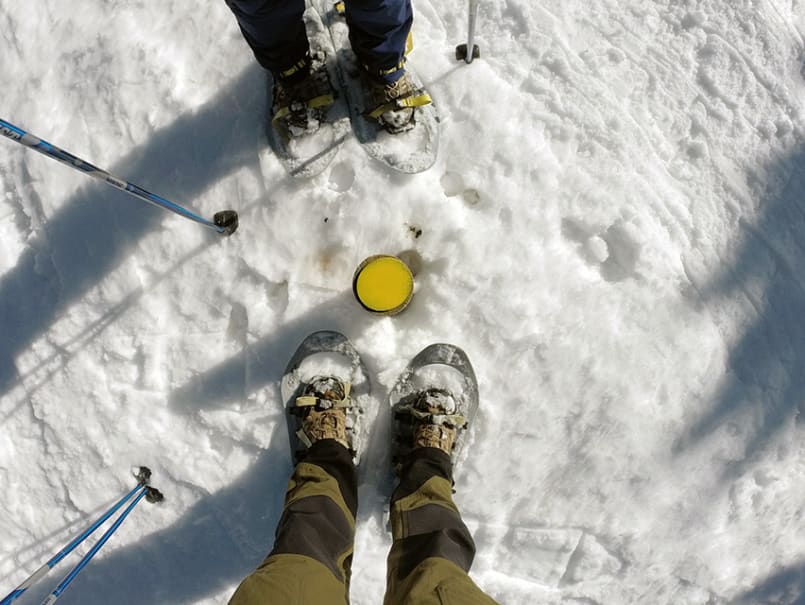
388;344;478;475
364;71;432;134
272;52;335;138
294;376;351;449
411;388;463;453
390;387;468;472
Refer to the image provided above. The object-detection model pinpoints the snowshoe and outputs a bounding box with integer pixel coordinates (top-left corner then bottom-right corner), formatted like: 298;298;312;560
265;8;350;178
388;344;479;475
280;331;372;464
312;0;439;173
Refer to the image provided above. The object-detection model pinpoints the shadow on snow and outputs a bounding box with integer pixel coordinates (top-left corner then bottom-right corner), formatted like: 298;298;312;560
730;561;805;605
0;59;454;604
1;62;282;602
0;64;265;408
18;292;385;605
674;146;805;478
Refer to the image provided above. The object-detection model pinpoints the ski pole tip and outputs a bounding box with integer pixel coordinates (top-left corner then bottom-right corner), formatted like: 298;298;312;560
214;210;239;236
145;487;165;504
132;466;152;485
455;44;481;63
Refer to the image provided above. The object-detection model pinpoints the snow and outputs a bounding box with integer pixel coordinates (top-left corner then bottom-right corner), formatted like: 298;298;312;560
2;0;805;603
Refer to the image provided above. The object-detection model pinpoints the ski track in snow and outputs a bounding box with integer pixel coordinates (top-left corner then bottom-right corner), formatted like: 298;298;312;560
2;0;805;604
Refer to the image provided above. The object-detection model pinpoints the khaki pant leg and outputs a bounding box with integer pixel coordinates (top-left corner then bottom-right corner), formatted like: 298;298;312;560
229;554;348;605
230;440;357;605
383;448;499;605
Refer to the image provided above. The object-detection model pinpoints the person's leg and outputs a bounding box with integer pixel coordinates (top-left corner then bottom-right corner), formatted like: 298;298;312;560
229;440;357;605
383;447;499;605
343;0;413;84
224;0;310;80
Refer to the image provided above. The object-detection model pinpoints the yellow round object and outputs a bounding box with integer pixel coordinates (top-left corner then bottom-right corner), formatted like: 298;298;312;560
353;255;414;315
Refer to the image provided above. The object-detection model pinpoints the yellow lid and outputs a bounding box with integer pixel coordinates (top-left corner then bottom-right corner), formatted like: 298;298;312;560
353;255;414;315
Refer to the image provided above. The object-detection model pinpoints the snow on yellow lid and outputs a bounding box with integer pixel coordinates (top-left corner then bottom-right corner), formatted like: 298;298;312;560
353;255;414;315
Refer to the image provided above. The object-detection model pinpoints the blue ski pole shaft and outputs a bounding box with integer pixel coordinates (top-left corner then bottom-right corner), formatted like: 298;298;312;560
0;118;238;235
0;483;146;605
41;487;149;605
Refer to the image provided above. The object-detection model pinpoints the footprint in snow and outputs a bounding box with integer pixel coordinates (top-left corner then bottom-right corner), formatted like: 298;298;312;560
328;162;355;193
440;170;481;207
562;217;641;282
226;302;249;347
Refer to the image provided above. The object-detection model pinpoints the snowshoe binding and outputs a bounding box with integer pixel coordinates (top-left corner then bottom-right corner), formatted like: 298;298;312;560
364;71;433;135
388;344;479;475
271;52;334;139
280;331;372;465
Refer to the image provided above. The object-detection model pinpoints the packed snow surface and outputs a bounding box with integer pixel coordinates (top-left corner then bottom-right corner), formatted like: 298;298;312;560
2;1;805;604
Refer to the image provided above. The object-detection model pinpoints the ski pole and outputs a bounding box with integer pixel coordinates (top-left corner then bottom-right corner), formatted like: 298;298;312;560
0;118;238;235
39;486;156;605
0;467;152;605
455;0;481;64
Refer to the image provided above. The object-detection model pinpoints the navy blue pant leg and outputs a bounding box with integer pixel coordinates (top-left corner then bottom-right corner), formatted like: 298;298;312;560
344;0;413;83
225;0;309;75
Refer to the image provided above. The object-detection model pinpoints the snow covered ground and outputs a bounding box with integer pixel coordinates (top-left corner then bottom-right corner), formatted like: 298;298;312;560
2;0;805;603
